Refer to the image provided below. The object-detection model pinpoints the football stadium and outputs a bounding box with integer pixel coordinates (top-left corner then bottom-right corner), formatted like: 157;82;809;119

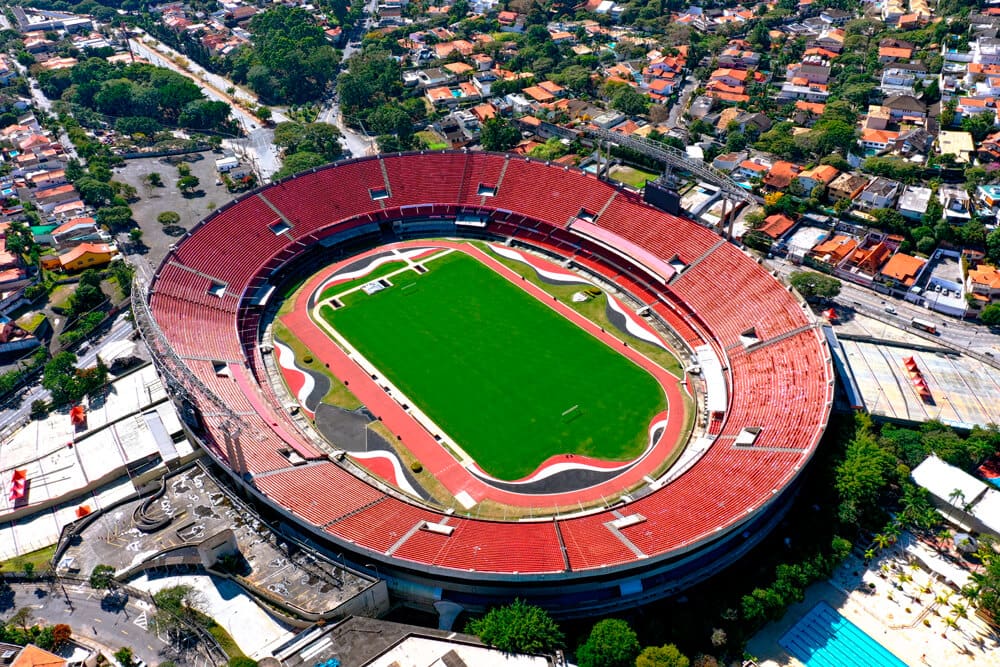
136;151;835;617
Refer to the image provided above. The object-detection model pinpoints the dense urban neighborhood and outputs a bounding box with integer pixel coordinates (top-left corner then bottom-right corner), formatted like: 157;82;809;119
1;0;1000;666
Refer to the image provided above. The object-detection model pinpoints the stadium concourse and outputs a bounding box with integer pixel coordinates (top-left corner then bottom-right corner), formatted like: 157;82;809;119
141;151;835;617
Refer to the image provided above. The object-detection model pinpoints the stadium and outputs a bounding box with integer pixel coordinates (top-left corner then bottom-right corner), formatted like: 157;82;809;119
135;151;835;617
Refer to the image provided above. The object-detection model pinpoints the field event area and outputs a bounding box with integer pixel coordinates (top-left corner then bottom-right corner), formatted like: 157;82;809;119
314;248;667;480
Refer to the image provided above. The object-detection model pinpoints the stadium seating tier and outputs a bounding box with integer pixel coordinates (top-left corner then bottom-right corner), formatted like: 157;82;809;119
147;152;833;577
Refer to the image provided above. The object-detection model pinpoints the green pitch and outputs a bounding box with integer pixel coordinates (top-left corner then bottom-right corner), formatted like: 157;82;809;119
319;251;665;480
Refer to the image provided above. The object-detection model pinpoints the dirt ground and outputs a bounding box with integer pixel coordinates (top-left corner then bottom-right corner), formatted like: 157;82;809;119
113;151;238;267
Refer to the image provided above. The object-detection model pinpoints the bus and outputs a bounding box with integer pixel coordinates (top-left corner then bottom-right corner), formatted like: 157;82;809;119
911;317;937;334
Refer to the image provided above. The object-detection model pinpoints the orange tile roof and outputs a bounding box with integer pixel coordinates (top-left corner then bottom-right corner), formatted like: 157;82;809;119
59;242;115;267
969;264;1000;289
880;252;925;285
862;128;899;144
710;68;749;82
811;235;857;263
758;213;796;239
522;85;555;102
795;101;826;114
879;46;913;59
11;645;65;667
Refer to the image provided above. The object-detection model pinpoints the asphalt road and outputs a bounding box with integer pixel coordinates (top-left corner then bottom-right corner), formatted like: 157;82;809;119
126;34;284;180
0;581;195;667
318;0;381;158
0;315;137;439
765;257;1000;358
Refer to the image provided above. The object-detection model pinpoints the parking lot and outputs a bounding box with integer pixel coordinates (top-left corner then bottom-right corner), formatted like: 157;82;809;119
113;152;237;267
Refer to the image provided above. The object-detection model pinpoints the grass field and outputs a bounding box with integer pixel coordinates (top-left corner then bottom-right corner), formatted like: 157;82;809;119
319;250;666;480
609;164;659;189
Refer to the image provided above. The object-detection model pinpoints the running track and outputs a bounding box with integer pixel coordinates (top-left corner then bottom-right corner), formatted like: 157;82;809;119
280;240;692;509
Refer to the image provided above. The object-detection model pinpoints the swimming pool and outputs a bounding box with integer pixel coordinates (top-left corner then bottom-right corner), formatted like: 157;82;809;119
779;602;908;667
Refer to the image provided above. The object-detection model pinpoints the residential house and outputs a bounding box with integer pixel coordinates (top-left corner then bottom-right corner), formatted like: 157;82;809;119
34;184;78;212
846;237;893;275
882;93;928;120
957;96;999;119
855;177;902;210
733;111;773;134
738;159;770;180
878;44;914;63
878;252;926;288
881;68;917;96
828;172;870;202
809;234;858;267
937;131;976;163
796;164;839;194
756;213;798;240
966;263;1000;302
712;151;745;172
864;105;891;130
0;55;17;86
898;185;932;220
785;63;831;85
55;242;118;272
762;161;802;191
51;217;102;248
860;128;900;152
939;185;973;223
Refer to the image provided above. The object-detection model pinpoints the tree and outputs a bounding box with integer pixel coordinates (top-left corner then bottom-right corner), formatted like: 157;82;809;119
89;564;116;593
113;647;135;667
464;599;564;654
480;117;521;151
962;111;996;142
636;644;690;667
76;177;115;207
274;151;326;179
789;271;841;299
52;624;72;649
10;606;33;631
274;122;343;161
96;205;134;229
30;399;49;419
177;175;201;194
146;172;163;187
981;303;1000;326
43;352;85;406
157;211;181;226
987;229;1000;264
576;619;640;667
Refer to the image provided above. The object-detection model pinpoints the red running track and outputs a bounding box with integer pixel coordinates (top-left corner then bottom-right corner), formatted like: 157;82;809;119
281;240;692;509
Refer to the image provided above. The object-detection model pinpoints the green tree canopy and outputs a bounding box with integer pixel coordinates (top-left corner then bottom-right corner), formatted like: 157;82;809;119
231;6;340;104
576;619;640;667
789;270;841;299
464;599;564;654
981;303;1000;326
274;151;327;179
480;117;522;151
274;122;343;161
88;564;116;592
635;644;690;667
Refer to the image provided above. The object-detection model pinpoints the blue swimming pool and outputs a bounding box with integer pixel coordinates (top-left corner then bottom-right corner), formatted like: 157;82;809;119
779;602;908;667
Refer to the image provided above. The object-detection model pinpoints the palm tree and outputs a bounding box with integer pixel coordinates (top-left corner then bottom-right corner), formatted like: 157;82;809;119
942;615;957;638
874;533;891;550
948;488;966;525
864;548;876;562
950;602;968;620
